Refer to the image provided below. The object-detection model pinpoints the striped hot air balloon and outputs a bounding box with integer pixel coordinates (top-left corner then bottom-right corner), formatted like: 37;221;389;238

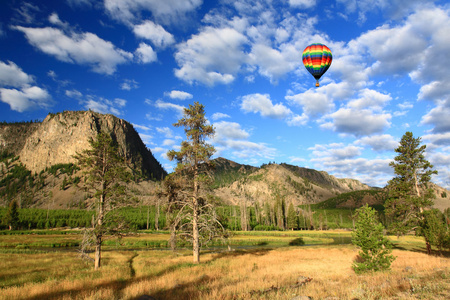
302;43;332;87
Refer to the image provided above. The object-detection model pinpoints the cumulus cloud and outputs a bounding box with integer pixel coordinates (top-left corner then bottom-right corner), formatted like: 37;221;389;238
133;20;175;48
309;142;393;186
175;27;248;85
348;89;392;110
153;99;185;115
104;0;203;25
211;112;230;121
240;93;291;119
288;0;316;9
13;26;132;75
135;42;157;63
423;132;450;147
355;134;398;152
65;89;126;115
0;86;52;112
214;121;250;140
248;43;301;83
0;60;33;87
165;90;193;100
121;79;139;91
156;127;174;138
286;89;335;117
421;105;450;133
323;108;391;136
212;120;276;161
0;60;53;112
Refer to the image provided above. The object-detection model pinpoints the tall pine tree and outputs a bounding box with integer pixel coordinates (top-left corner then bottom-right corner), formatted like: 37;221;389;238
75;131;131;269
166;102;223;263
385;131;437;254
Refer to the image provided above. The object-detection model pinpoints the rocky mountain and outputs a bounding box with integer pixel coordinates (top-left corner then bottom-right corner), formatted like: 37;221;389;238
210;159;376;206
0;111;166;208
1;111;448;211
1;110;166;179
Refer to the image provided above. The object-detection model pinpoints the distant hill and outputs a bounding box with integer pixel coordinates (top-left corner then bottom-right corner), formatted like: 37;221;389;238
0;111;166;208
211;159;375;206
0;110;448;212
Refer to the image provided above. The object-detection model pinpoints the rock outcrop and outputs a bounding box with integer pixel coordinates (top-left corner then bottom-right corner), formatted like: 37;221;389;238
5;111;166;179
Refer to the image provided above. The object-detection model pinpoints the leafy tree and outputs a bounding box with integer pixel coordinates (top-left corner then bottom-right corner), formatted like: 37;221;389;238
384;131;437;254
287;202;298;230
74;131;132;269
352;204;395;273
3;200;19;230
166;102;223;263
419;209;449;252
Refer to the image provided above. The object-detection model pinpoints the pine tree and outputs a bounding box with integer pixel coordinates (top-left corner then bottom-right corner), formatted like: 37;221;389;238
352;204;395;273
287;202;297;230
4;200;19;230
385;131;437;254
165;102;223;263
74;131;131;270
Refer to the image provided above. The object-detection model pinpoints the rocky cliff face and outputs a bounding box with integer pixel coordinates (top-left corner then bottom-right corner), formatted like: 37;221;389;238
13;111;165;179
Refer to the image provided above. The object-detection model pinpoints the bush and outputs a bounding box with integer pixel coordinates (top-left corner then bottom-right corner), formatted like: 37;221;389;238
352;204;395;273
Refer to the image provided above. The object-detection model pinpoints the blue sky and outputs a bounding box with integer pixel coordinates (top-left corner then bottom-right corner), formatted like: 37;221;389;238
1;0;450;188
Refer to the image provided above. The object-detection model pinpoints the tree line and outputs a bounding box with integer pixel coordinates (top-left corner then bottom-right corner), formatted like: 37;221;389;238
1;102;449;272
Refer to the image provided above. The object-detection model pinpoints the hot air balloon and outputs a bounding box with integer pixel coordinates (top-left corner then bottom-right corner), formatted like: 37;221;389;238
302;43;332;87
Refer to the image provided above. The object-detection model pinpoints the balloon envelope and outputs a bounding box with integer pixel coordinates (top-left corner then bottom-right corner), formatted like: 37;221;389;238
302;43;332;86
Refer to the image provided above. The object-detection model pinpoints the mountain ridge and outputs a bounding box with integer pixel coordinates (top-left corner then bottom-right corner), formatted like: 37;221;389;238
0;110;448;211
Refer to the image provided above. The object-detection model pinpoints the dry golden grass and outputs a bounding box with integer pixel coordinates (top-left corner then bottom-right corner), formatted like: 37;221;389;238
1;242;448;300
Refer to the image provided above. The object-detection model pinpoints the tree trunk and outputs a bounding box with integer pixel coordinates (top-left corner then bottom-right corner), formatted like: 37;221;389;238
193;202;200;263
94;234;102;270
192;164;200;264
425;240;432;255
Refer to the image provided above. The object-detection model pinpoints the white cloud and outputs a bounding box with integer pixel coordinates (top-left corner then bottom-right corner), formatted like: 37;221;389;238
286;90;335;117
288;0;316;9
287;113;309;126
355;134;398;152
104;0;203;25
310;142;393;186
423;132;450;147
0;60;33;87
214;121;250;140
421;105;450;133
165;90;193;100
212;119;276;161
154;99;185;115
139;133;153;145
248;43;300;83
240;93;291;119
121;79;139;91
13;26;132;74
162;139;176;146
65;89;83;98
48;13;69;29
135;42;157;63
133;123;151;131
348;88;392;110
133;20;175;48
156;127;174;138
324;108;391;136
174;27;248;85
0;60;53;112
211;112;230;121
65;89;125;116
0;86;52;112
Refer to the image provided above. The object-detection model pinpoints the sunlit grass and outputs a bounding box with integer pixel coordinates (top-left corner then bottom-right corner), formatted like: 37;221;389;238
0;235;448;300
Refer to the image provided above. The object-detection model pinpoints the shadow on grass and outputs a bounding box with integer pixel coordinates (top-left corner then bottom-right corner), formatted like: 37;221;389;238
24;249;269;300
393;244;450;258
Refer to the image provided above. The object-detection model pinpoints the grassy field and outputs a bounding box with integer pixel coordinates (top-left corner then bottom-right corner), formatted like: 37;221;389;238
0;231;449;299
